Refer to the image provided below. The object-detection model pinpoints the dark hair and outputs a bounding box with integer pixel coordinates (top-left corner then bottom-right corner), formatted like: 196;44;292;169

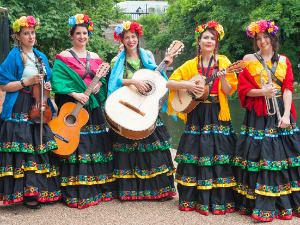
70;23;89;36
197;27;219;68
254;31;279;64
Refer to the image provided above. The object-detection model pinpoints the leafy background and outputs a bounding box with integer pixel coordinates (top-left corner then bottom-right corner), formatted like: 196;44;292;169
1;0;299;81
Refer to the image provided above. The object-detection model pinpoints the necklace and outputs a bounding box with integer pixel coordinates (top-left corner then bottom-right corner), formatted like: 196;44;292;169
26;52;37;64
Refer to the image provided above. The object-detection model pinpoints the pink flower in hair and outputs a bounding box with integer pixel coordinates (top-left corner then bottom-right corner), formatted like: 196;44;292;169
257;20;268;33
27;16;36;27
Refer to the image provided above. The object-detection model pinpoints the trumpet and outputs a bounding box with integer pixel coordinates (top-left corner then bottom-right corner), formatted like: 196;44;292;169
260;64;282;122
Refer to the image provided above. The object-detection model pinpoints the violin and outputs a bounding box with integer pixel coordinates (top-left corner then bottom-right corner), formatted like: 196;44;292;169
29;56;52;124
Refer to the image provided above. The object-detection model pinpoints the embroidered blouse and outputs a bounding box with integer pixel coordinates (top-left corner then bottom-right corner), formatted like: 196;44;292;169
111;56;140;79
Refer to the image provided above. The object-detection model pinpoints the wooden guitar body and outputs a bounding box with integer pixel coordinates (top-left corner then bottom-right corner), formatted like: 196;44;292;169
50;63;110;156
171;74;208;113
171;60;245;114
49;102;89;156
105;69;168;140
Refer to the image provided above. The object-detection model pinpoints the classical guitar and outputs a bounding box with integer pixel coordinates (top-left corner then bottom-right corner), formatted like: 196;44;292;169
171;60;245;113
105;40;184;140
50;63;109;156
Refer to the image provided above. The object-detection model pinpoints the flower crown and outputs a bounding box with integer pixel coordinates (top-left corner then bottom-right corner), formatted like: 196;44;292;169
195;20;225;41
13;16;40;33
68;14;94;37
114;21;143;42
246;19;279;38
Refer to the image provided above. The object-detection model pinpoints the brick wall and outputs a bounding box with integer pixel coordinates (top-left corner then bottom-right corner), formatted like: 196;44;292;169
0;90;5;112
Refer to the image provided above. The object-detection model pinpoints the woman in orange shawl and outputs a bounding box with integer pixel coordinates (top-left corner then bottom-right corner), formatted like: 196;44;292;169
166;21;238;215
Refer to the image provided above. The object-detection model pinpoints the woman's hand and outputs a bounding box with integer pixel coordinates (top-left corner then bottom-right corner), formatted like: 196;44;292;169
26;74;44;86
278;114;290;128
132;79;150;93
92;81;103;94
164;53;174;67
71;92;89;105
217;70;227;80
187;80;204;96
263;84;278;98
44;81;52;91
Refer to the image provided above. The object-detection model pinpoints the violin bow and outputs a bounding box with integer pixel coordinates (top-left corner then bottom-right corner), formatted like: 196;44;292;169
37;57;45;150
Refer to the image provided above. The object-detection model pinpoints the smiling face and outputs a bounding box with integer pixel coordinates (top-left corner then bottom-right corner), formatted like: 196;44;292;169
198;30;216;54
122;31;139;51
15;26;36;50
71;25;89;48
255;32;272;52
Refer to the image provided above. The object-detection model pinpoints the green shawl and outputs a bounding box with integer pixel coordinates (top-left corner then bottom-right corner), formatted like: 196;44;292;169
51;59;107;109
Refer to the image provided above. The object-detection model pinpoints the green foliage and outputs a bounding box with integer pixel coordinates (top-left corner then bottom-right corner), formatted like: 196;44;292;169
138;0;300;81
294;82;300;94
0;0;118;64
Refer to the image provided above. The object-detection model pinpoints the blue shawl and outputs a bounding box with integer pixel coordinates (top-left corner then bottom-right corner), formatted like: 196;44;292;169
108;48;169;113
0;46;54;119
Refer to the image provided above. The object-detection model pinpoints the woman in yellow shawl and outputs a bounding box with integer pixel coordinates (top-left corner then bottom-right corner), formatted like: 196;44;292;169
166;21;238;215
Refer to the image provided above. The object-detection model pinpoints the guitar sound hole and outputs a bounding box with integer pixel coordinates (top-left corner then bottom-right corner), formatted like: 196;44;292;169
65;115;77;125
138;80;156;96
187;90;195;98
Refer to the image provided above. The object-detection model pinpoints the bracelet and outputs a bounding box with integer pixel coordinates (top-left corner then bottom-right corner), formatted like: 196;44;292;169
20;80;26;88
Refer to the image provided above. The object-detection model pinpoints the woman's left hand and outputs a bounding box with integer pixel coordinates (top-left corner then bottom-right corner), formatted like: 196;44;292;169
44;81;52;91
278;114;290;128
217;70;227;80
164;53;174;67
92;81;102;94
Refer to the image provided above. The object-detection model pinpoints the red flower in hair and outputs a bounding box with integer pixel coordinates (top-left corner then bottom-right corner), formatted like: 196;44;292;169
196;27;199;32
83;15;90;23
114;32;120;41
129;22;139;32
201;24;206;28
208;20;218;28
136;26;143;36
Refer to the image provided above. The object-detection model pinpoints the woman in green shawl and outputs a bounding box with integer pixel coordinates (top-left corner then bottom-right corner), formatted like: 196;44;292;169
51;14;116;209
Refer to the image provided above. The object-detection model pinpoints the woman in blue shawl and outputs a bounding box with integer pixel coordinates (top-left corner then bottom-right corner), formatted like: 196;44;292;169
108;21;176;201
0;16;60;209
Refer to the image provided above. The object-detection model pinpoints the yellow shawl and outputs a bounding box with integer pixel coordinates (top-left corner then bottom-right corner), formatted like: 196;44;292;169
167;55;237;123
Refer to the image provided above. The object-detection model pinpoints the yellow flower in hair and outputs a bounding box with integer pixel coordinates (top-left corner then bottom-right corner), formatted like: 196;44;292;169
88;26;93;31
75;14;84;24
215;24;224;35
123;21;131;30
198;26;204;33
268;27;274;33
18;16;28;27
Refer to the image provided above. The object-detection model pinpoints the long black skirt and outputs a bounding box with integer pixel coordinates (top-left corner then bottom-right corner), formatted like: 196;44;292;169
55;94;117;209
0;90;61;204
110;117;176;200
233;97;300;221
175;101;237;215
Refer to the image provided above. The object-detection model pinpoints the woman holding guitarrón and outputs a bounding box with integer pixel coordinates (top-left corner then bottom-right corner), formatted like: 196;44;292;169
108;21;176;201
167;21;238;215
233;19;300;222
51;14;116;209
0;16;60;209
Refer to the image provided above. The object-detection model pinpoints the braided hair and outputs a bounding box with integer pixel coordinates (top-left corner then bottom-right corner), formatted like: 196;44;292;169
13;30;27;67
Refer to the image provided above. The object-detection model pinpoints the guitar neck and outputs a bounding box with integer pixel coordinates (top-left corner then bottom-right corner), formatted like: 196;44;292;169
155;60;168;74
70;75;102;117
205;71;219;84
